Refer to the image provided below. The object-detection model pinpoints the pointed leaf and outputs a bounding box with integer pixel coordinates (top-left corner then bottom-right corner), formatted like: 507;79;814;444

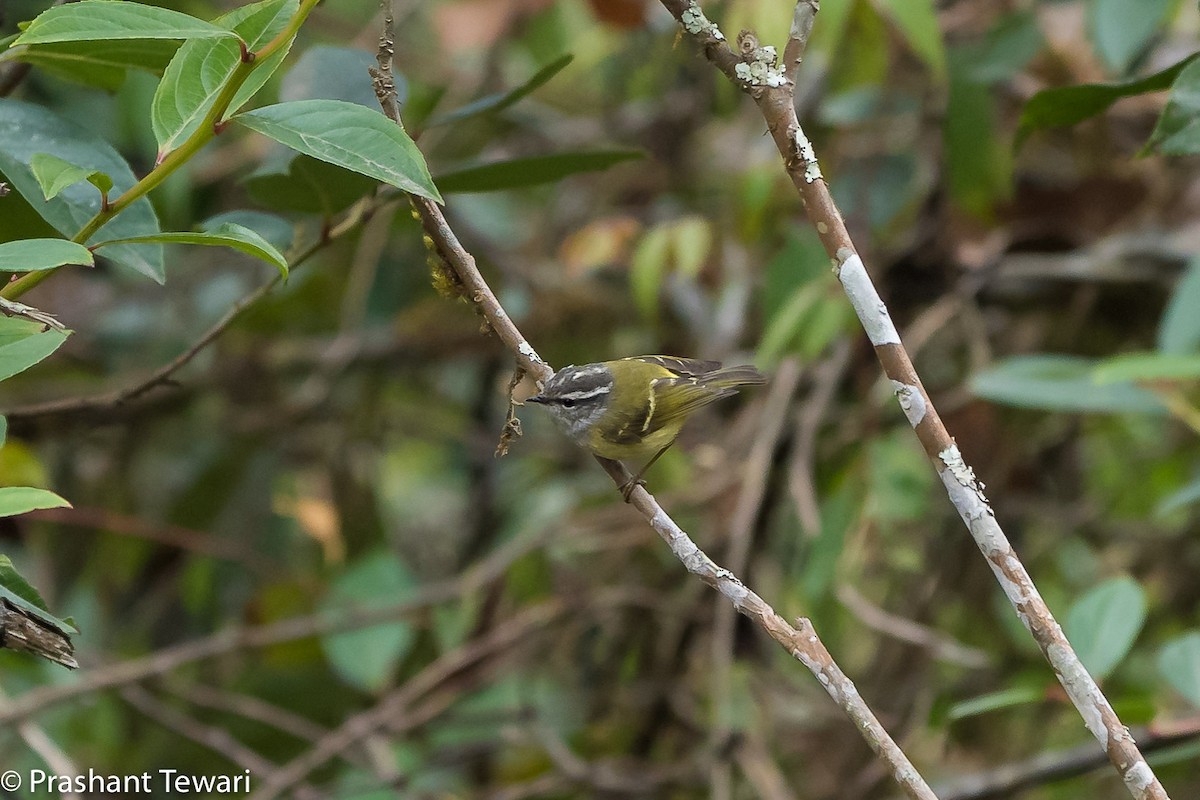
1092;352;1200;384
93;223;288;277
233;99;441;201
435;150;642;194
11;39;180;90
1159;632;1200;707
879;0;945;77
14;0;239;45
1088;0;1173;74
0;99;163;281
0;487;71;517
970;355;1164;413
30;153;112;200
0;239;93;272
428;54;573;127
1159;257;1200;354
152;0;293;155
1064;576;1146;680
0;317;70;381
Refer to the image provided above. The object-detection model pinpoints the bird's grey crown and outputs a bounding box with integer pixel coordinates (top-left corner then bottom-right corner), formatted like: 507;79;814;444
535;363;613;443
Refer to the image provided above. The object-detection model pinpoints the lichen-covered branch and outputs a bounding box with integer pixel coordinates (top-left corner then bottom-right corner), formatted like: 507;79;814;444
656;1;1169;797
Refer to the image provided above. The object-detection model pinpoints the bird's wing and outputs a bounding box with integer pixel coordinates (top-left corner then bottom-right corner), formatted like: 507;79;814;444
606;376;735;446
621;355;721;376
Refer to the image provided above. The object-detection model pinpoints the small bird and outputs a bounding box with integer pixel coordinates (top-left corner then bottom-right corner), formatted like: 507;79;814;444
526;355;766;500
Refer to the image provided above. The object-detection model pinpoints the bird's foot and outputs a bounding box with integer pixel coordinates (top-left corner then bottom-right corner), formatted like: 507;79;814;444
620;477;647;503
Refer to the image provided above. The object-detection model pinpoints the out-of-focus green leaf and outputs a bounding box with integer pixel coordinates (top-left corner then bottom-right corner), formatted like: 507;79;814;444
93;223;288;277
0;317;70;381
10;39;179;90
0;239;93;272
319;551;418;693
1157;475;1200;517
1064;576;1146;680
152;0;293;157
630;225;670;321
945;67;1009;218
0;555;77;634
244;153;378;215
672;217;710;279
970;355;1165;413
947;686;1045;721
1159;632;1200;707
0;486;70;517
0;99;163;281
428;54;572;127
30;153;112;200
866;430;936;523
281;45;392;108
14;1;238;45
1147;58;1200;154
959;11;1043;85
878;0;945;77
1159;257;1200;354
234;100;441;202
800;482;855;601
0;417;6;448
1092;352;1200;384
1018;55;1196;148
1088;0;1173;74
435;151;642;194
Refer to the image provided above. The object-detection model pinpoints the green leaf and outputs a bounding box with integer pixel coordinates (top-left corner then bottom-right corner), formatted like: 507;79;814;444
947;685;1045;722
1092;352;1200;384
878;0;945;78
970;355;1165;413
0;555;77;635
1157;475;1200;517
1018;55;1196;148
0;317;70;381
435;151;642;194
233;99;441;202
30;153;112;200
1064;576;1146;680
281;45;391;108
152;0;294;157
0;487;71;517
93;223;288;277
0;239;93;272
428;54;573;127
1088;0;1173;74
1159;257;1200;354
244;152;378;215
0;99;163;281
0;416;6;448
200;210;295;253
1149;58;1200;154
320;551;418;692
945;70;1010;217
10;39;180;90
1159;632;1200;707
14;0;239;46
630;225;670;321
957;11;1043;85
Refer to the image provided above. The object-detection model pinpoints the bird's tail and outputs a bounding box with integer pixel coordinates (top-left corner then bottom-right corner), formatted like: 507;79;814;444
703;365;767;389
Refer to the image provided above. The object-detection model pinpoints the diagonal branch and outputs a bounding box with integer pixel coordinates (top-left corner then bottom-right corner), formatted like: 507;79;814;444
655;1;1169;798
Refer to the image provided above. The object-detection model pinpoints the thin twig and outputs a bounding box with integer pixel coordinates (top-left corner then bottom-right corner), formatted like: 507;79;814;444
658;2;1168;796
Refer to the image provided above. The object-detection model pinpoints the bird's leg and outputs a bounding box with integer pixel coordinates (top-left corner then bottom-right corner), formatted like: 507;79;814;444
620;444;673;503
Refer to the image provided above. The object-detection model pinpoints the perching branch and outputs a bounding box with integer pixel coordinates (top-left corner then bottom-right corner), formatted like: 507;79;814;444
657;1;1168;798
371;5;938;799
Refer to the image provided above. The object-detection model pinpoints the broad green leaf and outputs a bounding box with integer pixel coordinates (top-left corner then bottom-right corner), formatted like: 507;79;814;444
244;152;378;215
0;555;77;635
1064;576;1146;680
30;153;112;200
970;355;1165;413
93;223;288;277
1092;352;1200;384
152;0;294;156
10;39;179;90
878;0;945;78
1157;475;1200;517
233;99;441;202
435;151;642;194
1089;0;1173;74
201;210;295;253
0;317;70;381
945;66;1009;217
630;225;670;320
1159;257;1200;354
1018;55;1196;148
1159;632;1200;707
0;239;93;272
947;686;1045;721
0;99;163;281
15;0;239;46
958;11;1043;85
281;45;390;108
0;486;70;517
319;551;418;692
1150;59;1200;155
428;54;573;127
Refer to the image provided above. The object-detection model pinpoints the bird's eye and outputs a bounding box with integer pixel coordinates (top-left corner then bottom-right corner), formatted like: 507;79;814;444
561;398;577;408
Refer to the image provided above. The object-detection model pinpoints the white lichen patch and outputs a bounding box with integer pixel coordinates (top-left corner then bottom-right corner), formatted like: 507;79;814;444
836;253;901;346
793;127;822;183
681;5;724;40
890;380;926;427
1122;761;1154;792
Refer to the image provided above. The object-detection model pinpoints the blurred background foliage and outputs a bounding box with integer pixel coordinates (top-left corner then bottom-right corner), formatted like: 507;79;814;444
0;0;1199;798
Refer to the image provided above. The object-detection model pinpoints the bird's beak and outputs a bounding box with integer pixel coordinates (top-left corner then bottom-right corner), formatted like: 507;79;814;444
525;395;546;404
